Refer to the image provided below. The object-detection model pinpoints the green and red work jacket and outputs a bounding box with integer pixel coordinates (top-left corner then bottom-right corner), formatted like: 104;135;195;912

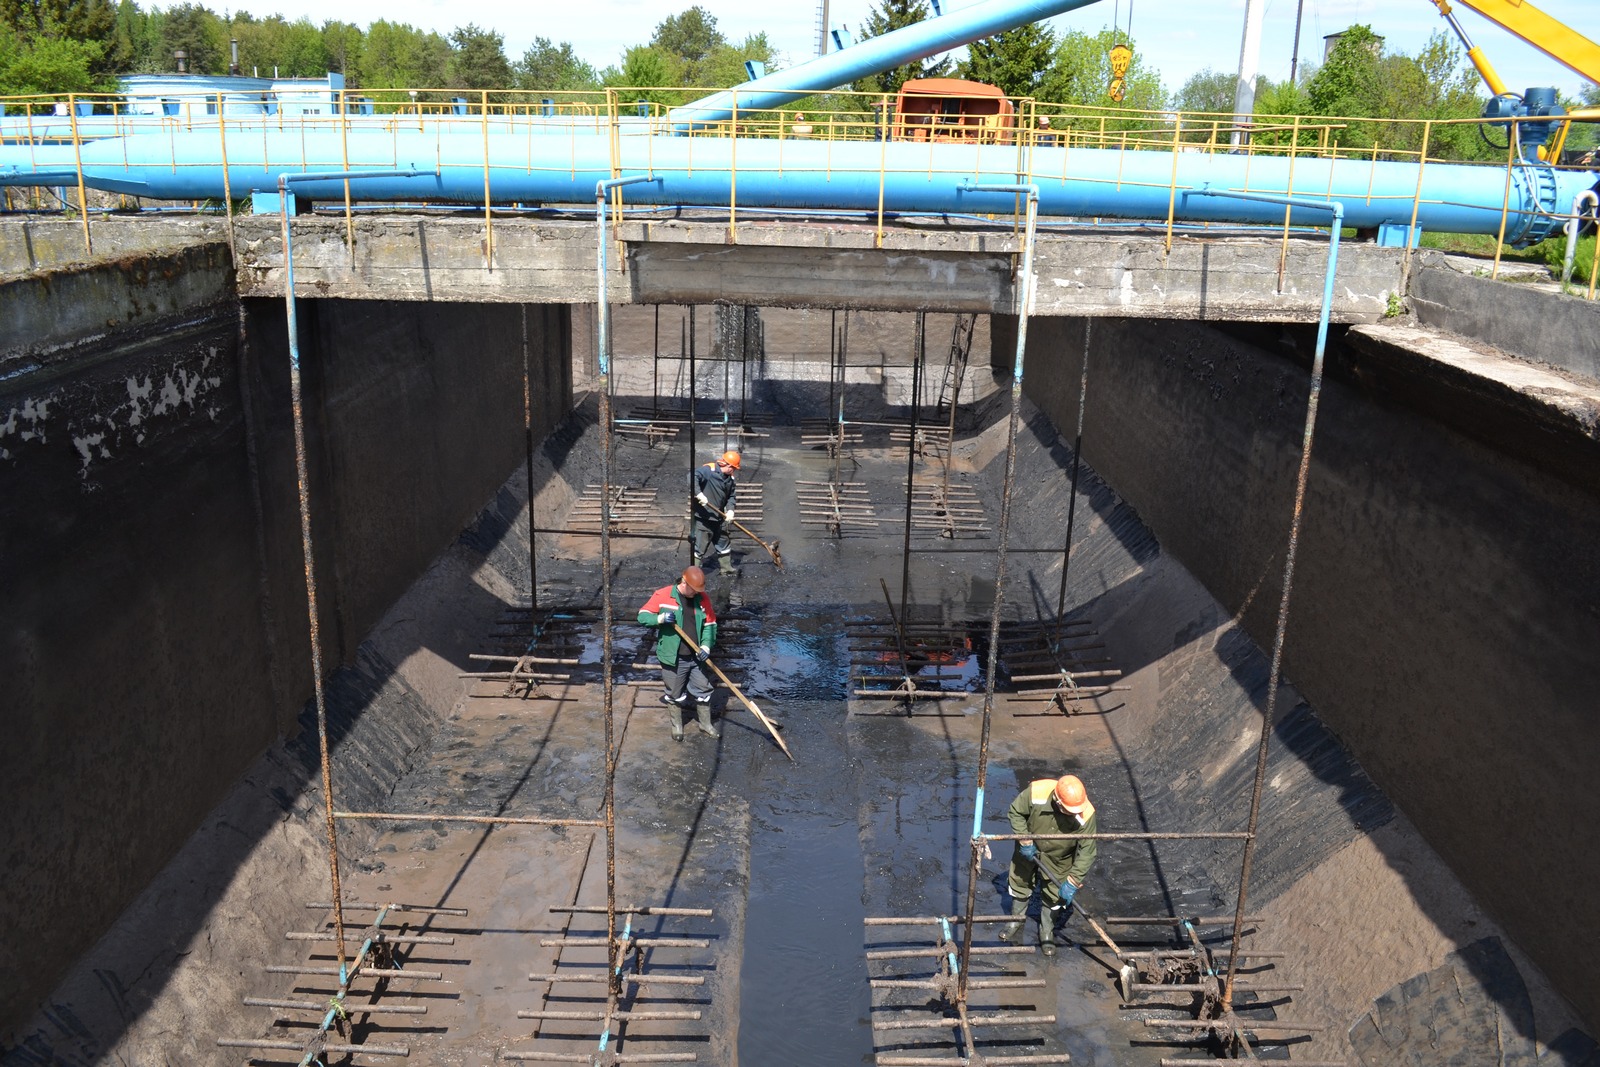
637;584;718;668
1007;778;1099;887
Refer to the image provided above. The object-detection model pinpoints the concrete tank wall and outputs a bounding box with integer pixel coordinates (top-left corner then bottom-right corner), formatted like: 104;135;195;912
0;285;572;1036
1014;313;1600;1028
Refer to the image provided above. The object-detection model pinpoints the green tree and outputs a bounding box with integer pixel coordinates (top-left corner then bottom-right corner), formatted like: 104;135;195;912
603;44;682;105
853;0;950;97
516;36;598;91
361;19;449;89
958;22;1054;98
161;2;225;73
700;31;774;89
321;19;362;79
0;0;114;45
652;5;722;84
1306;24;1383;119
448;23;512;90
1038;28;1163;112
0;26;115;93
1173;68;1236;116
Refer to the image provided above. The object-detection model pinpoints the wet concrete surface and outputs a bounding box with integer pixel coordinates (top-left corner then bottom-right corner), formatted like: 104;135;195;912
272;378;1334;1066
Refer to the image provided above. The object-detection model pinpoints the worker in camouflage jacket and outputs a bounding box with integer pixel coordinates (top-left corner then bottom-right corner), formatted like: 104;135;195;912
999;774;1098;956
637;565;720;741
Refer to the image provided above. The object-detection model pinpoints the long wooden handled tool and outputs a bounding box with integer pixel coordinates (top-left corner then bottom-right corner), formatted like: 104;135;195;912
1038;856;1137;1000
672;622;793;761
701;500;782;569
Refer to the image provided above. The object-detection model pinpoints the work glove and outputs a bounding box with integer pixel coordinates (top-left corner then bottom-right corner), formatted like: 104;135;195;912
693;647;710;665
1018;843;1038;862
723;507;735;522
657;609;677;627
1055;879;1078;907
696;492;710;508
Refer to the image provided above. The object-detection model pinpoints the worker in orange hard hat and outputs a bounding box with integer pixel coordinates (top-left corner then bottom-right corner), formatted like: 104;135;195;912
999;774;1098;957
691;450;742;576
637;565;720;741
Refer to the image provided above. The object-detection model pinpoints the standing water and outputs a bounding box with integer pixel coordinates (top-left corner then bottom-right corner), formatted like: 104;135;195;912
736;616;876;1064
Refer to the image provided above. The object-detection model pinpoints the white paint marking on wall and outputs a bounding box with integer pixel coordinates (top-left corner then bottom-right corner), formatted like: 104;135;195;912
1117;268;1136;306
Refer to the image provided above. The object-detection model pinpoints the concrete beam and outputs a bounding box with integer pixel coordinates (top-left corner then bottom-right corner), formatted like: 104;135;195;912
228;214;1403;323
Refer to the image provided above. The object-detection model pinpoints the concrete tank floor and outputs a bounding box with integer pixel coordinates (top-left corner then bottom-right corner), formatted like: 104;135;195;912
243;383;1545;1067
9;373;1588;1065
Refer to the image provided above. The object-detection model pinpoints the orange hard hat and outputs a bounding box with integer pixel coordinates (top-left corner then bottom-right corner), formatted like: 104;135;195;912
681;565;706;591
720;450;742;470
1053;775;1087;814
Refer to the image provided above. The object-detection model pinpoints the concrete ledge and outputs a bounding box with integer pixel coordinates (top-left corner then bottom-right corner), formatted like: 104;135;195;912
0;217;231;275
1408;252;1600;383
0;240;234;366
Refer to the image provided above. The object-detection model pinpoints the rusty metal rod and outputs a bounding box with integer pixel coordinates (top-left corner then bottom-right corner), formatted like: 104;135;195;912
984;831;1254;841
527;973;706;985
864;915;1018;925
305;900;468;915
872;1014;1056;1031
262;965;445;979
334;811;603;827
286;932;454;945
550;905;713;916
216;1039;409;1055
243;997;428;1015
1143;1019;1325;1032
878;1058;1067;1066
503;1052;698;1063
516;1009;704;1021
1107;916;1265;925
871;978;1045;990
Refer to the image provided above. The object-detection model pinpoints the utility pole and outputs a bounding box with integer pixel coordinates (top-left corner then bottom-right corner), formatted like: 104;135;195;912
1289;0;1307;88
1230;0;1267;147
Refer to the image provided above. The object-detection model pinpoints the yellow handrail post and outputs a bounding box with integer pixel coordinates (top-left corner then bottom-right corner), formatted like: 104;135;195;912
1492;121;1517;279
339;89;354;263
217;93;238;257
1163;118;1182;254
482;89;494;270
67;94;91;255
1402;121;1432;284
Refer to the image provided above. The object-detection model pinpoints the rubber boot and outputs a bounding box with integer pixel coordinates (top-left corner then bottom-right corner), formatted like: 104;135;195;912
718;552;737;576
663;695;684;741
997;897;1026;943
1039;902;1058;958
694;701;720;738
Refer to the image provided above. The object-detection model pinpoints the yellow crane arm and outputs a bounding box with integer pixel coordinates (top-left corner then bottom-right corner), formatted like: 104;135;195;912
1432;0;1600;91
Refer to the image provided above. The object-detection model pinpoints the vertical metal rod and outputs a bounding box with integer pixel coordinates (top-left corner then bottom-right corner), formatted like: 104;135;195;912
597;174;650;999
723;309;732;452
523;305;538;613
279;173;345;979
899;313;924;628
957;183;1039;1004
1188;187;1342;1011
217;95;237;257
652;304;660;412
688;305;699;564
740;306;751;429
828;310;838;419
1053;317;1091;637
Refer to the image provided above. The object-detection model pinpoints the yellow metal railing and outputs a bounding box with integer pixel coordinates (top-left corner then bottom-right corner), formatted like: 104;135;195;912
2;85;1595;295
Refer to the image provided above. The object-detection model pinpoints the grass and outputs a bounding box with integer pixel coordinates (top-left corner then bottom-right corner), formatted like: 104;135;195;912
1418;231;1598;286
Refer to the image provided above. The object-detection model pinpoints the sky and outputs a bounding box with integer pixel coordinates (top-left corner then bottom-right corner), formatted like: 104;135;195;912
239;0;1596;100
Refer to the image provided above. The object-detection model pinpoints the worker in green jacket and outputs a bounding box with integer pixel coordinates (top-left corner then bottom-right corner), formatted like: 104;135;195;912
637;565;720;741
999;774;1098;957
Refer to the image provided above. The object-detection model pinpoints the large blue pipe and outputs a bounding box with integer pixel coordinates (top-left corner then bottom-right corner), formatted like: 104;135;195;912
671;0;1105;127
3;126;1592;243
